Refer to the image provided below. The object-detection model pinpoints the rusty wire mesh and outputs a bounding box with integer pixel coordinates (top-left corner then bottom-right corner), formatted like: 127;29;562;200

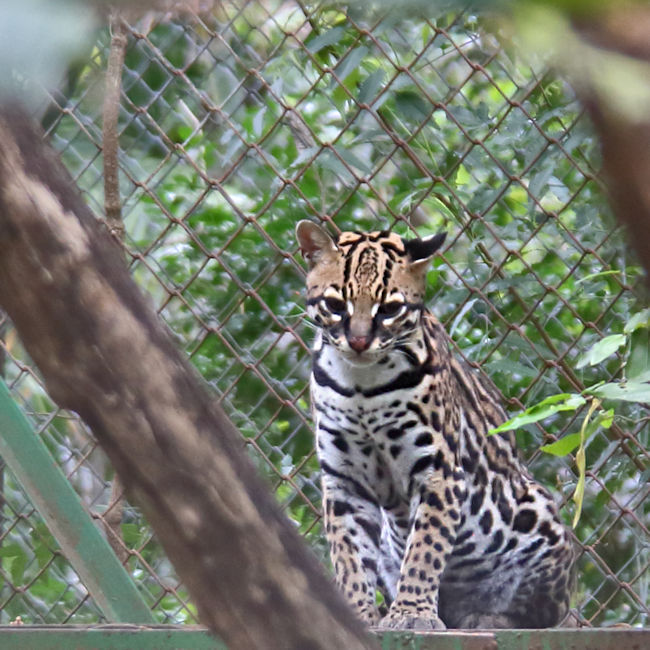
0;0;648;627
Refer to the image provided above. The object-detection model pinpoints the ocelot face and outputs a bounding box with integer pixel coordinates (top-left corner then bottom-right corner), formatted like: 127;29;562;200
296;221;446;364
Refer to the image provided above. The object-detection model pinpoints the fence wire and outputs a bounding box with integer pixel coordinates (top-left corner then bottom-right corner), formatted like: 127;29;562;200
0;0;648;628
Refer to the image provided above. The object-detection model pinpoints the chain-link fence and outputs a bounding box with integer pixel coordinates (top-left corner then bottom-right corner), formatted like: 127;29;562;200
0;0;648;629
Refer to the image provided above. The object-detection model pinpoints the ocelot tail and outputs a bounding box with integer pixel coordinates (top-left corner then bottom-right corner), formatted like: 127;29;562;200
296;220;574;630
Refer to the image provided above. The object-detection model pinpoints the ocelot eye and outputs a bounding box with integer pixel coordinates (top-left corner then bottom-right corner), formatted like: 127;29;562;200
378;301;404;318
323;296;347;315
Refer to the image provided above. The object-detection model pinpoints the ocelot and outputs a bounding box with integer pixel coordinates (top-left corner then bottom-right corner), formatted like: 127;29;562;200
296;220;574;630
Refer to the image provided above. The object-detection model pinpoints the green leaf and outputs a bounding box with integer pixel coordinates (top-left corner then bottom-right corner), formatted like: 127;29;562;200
627;328;650;379
623;307;650;334
0;543;25;558
34;541;51;569
334;146;373;175
597;408;615;429
447;105;483;127
576;334;626;369
307;26;345;54
394;90;431;122
540;408;613;456
540;432;581;456
9;552;27;586
528;165;554;199
575;269;621;285
489;393;586;434
455;164;471;186
317;149;353;180
358;68;385;104
334;46;368;84
485;358;538;379
589;380;650;403
289;146;320;170
630;368;650;383
121;523;143;547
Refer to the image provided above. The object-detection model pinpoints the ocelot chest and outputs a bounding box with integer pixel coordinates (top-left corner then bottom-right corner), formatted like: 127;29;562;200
312;332;450;506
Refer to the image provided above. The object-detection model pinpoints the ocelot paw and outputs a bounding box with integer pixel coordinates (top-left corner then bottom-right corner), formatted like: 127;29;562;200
376;611;446;631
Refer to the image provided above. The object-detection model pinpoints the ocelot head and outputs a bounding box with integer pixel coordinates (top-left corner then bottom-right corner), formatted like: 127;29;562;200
296;220;446;364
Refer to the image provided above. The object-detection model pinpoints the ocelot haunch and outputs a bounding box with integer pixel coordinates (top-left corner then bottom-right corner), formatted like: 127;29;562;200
296;220;574;630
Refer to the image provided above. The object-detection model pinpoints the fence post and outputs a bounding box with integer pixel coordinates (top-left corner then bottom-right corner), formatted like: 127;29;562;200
0;379;155;624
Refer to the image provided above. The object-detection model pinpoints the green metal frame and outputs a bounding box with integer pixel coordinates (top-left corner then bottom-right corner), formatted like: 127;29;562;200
381;628;650;649
0;626;226;650
0;626;647;649
0;379;155;624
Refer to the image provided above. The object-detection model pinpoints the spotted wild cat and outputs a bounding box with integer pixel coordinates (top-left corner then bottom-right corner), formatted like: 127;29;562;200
296;220;574;630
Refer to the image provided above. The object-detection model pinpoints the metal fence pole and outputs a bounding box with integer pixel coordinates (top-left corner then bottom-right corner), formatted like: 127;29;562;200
0;379;155;624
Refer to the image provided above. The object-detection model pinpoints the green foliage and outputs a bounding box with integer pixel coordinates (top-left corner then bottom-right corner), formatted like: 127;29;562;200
489;393;587;434
576;335;626;370
491;309;648;514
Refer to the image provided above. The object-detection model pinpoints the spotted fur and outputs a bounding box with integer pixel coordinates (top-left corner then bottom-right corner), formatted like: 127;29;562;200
296;221;574;630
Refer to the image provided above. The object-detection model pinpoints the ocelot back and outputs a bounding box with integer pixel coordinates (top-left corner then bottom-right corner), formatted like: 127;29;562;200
296;220;574;630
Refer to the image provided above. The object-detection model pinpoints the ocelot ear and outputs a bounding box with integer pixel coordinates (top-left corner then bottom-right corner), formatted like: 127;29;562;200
403;232;447;272
296;220;338;268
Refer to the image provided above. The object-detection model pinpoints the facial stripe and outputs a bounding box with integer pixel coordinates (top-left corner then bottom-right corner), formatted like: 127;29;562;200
306;230;429;355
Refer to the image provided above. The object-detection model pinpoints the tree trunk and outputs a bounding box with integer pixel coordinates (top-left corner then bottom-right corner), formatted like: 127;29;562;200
0;104;375;650
574;5;650;290
586;105;650;291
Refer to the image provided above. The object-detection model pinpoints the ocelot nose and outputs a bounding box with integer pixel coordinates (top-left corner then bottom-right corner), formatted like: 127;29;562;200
348;335;371;353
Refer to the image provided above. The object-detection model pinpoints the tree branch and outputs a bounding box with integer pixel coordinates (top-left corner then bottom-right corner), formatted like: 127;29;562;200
572;5;650;290
101;7;129;565
102;11;127;238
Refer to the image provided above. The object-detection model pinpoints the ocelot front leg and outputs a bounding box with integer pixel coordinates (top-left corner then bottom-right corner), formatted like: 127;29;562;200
321;473;383;625
379;463;466;631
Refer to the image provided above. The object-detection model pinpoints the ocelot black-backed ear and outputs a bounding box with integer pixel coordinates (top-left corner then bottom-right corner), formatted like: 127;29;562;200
296;220;338;269
402;232;447;263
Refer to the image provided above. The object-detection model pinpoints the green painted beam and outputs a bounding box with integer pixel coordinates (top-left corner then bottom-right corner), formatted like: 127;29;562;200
0;379;155;624
493;627;650;650
0;626;648;650
379;629;498;650
0;626;225;650
380;628;650;650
